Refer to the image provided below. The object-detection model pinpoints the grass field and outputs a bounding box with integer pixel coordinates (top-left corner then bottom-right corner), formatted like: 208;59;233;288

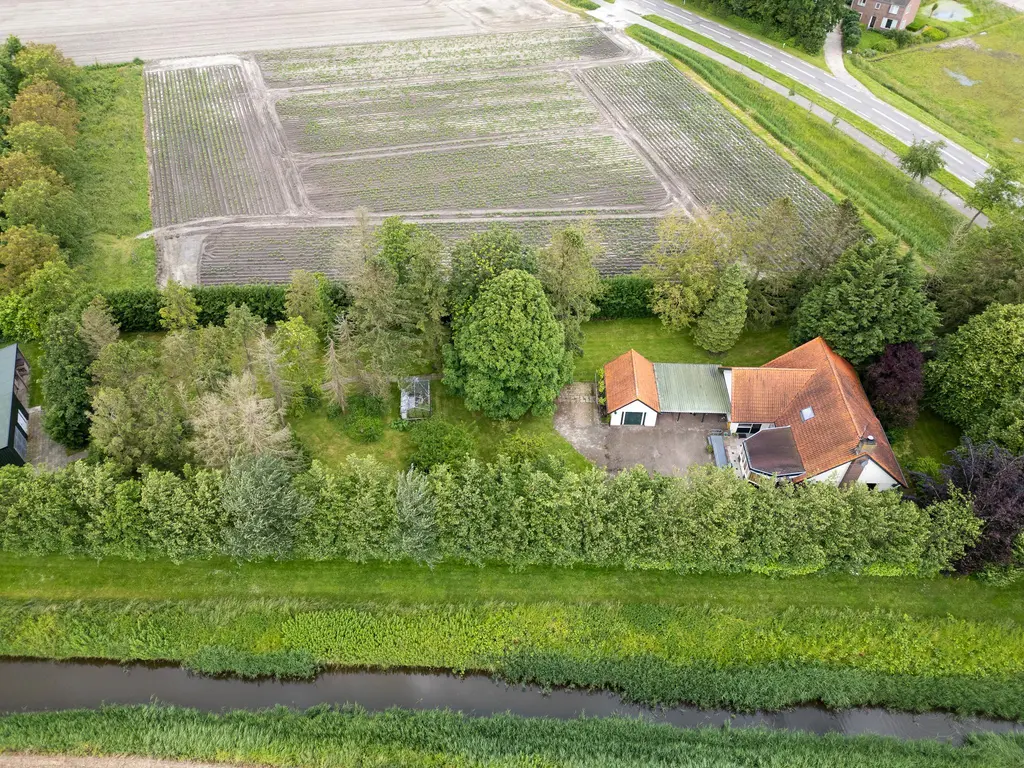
291;380;589;473
629;27;965;258
904;409;962;463
853;16;1024;164
74;64;156;291
4;706;1022;768
575;319;790;379
1;557;1020;621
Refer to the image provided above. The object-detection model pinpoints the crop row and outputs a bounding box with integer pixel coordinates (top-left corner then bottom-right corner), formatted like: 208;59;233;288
144;65;286;227
300;134;668;213
578;61;832;233
199;218;660;285
254;26;624;88
275;71;603;154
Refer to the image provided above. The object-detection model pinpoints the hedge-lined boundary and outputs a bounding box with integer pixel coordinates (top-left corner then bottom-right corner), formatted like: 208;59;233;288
2;706;1020;768
101;277;646;330
103;283;348;331
2;599;1022;716
0;457;976;575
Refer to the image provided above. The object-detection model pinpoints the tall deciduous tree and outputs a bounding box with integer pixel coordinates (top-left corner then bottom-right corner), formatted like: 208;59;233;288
6;79;78;140
395;468;438;565
224;302;266;373
899;139;946;182
644;210;748;331
537;223;602;355
40;312;91;448
918;439;1024;573
284;269;326;334
926;303;1024;441
190;371;295;469
5;122;75;176
791;239;938;364
222;454;305;561
693;263;748;353
745;197;804;328
966;161;1021;224
447;225;535;320
931;212;1024;328
158;279;199;331
444;269;571;420
1;177;81;250
0;151;64;196
864;342;924;428
13;43;76;90
0;223;61;292
272;317;321;413
78;295;120;359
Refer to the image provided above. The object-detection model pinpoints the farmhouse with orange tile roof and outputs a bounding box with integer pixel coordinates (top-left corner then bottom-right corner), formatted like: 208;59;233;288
603;338;905;490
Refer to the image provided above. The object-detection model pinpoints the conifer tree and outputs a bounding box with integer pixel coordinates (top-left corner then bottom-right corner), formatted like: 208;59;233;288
693;263;748;353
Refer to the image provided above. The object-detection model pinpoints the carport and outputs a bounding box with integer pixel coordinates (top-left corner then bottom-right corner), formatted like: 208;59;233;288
653;363;731;421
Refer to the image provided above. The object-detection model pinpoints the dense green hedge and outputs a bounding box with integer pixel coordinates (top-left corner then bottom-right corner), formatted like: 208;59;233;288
0;455;976;576
3;706;1021;768
103;283;348;331
594;275;654;319
1;599;1022;716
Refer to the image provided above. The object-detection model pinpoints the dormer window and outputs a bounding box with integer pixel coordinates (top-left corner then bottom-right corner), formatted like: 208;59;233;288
800;406;814;421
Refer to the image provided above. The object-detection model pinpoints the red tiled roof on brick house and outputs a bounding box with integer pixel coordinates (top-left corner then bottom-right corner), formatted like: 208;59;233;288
729;338;905;486
604;349;660;413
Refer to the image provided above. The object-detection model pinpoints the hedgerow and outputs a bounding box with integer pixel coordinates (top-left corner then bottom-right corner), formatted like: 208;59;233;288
103;282;347;331
0;456;978;576
594;275;654;318
1;599;1022;716
3;705;1021;768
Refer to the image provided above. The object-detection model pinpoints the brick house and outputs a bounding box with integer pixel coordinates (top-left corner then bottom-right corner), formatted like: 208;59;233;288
849;0;920;30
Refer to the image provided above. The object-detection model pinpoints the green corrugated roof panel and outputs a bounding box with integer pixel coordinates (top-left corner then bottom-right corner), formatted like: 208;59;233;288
653;363;730;414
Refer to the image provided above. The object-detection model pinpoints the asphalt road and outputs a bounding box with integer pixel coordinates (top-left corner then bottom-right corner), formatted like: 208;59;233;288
596;0;990;186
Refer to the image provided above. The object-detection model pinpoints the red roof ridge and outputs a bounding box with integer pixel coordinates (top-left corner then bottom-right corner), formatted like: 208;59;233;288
816;337;862;439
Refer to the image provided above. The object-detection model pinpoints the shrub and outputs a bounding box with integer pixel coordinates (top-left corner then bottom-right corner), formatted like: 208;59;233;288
594;275;654;319
222;455;305;561
840;9;862;48
921;26;948;42
40;313;91;448
409;419;474;471
104;283;346;332
343;415;383;444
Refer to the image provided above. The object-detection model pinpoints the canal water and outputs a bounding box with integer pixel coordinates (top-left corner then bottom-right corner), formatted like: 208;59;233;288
1;659;1021;744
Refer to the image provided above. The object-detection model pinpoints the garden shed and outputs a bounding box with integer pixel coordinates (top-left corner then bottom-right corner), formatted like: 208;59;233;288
0;343;31;467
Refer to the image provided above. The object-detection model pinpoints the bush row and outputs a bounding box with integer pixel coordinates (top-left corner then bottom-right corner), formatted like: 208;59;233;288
594;275;654;319
103;283;348;331
0;456;977;575
1;598;1021;716
2;705;1019;767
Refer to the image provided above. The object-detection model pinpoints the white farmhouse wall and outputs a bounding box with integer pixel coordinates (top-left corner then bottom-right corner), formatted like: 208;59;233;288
609;400;658;427
807;462;852;486
858;458;901;490
808;458;900;489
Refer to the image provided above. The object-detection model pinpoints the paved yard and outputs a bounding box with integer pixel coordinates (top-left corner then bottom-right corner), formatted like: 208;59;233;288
555;384;724;475
26;408;86;471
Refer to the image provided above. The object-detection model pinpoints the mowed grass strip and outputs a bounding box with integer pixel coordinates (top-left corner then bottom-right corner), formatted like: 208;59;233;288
628;26;965;258
74;64;156;291
3;706;1022;768
1;556;1021;624
2;598;1023;715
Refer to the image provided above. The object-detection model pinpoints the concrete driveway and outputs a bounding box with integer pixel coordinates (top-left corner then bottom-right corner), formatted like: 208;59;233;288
555;385;724;475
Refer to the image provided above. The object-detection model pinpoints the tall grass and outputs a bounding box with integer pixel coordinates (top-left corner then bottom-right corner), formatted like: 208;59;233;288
2;599;1022;717
0;705;1021;767
628;26;964;258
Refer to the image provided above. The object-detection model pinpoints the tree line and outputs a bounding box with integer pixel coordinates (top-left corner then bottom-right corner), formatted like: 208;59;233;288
0;452;978;575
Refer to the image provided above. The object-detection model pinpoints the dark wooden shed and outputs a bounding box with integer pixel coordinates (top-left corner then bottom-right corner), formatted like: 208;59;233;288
0;343;31;467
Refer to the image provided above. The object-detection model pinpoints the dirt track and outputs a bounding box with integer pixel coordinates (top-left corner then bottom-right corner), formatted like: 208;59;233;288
1;0;569;64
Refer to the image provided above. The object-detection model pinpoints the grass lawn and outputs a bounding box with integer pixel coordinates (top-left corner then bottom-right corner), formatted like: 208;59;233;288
0;555;1020;622
664;0;829;69
576;318;791;380
905;408;962;463
850;15;1024;164
291;381;589;473
630;26;966;258
73;63;156;291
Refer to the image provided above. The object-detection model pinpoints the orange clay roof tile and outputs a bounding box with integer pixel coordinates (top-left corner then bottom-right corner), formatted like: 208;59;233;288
604;349;660;413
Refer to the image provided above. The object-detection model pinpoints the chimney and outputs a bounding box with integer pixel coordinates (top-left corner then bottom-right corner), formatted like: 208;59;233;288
856;435;877;455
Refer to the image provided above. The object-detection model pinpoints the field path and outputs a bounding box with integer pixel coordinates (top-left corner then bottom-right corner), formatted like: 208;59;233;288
592;0;990;188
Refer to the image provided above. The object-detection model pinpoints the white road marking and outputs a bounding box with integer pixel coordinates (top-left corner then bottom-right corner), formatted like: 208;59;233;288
940;150;964;165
